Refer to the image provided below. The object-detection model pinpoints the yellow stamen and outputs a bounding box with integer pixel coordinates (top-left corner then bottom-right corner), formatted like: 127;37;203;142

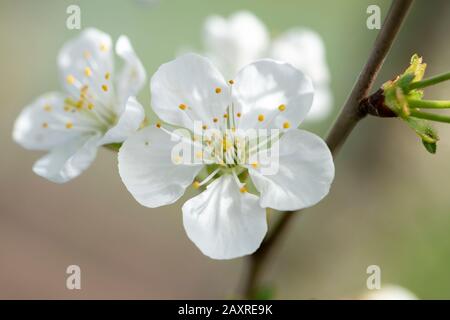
42;122;48;128
84;67;92;77
202;125;208;130
66;122;73;129
278;104;286;111
283;121;290;129
228;80;234;85
66;74;75;85
237;112;241;118
258;114;265;122
195;151;203;159
87;103;94;110
215;87;222;94
100;43;108;52
104;72;110;80
213;117;218;123
179;103;187;110
239;186;248;193
251;162;259;169
156;122;161;128
101;84;108;92
223;114;228;119
193;181;200;189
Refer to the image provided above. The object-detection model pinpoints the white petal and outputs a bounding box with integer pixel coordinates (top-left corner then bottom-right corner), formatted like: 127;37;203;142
270;28;330;83
58;28;114;105
203;11;269;78
150;53;229;130
182;175;267;260
118;126;203;208
115;35;146;107
13;92;97;151
232;59;314;131
249;129;334;211
33;134;100;183
97;96;145;145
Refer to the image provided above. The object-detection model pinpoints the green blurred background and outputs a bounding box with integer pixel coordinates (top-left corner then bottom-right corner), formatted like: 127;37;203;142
1;0;450;299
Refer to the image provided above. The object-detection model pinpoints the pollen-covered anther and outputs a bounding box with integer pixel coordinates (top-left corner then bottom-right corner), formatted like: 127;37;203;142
42;122;48;128
239;186;248;193
100;43;108;52
66;74;75;85
156;122;161;128
179;103;187;110
195;151;203;159
237;112;241;118
87;103;94;110
215;87;222;94
223;114;228;119
202;125;208;130
258;114;265;122
76;100;84;109
101;84;109;92
192;181;200;189
278;104;286;111
251;162;259;169
283;121;290;129
228;80;234;85
65;122;73;129
104;72;110;80
213;117;218;123
84;67;92;77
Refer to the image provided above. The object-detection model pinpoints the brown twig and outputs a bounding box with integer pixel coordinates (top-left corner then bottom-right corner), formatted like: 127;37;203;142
241;0;414;299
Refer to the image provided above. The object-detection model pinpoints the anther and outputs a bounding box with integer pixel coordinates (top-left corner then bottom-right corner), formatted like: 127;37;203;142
179;104;187;110
278;104;286;111
258;114;265;122
84;67;92;77
215;87;222;94
283;121;290;129
66;74;75;85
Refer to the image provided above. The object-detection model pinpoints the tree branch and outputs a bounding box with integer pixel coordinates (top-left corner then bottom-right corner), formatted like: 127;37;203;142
242;0;414;299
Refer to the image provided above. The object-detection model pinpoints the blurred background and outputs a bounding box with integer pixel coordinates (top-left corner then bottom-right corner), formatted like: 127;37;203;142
1;0;450;299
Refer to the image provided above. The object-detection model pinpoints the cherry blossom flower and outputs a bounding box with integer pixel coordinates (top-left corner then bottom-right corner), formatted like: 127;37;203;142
118;53;334;259
13;28;146;183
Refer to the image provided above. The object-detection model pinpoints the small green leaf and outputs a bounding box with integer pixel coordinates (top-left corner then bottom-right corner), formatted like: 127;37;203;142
422;140;437;154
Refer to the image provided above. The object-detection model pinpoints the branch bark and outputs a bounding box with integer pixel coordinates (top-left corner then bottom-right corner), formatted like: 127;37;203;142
242;0;414;299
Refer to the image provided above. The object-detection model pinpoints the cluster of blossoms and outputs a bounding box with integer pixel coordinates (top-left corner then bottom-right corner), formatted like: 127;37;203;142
13;27;335;259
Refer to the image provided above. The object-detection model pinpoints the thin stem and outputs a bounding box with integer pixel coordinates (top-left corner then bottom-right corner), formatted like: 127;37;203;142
408;99;450;109
408;72;450;90
409;110;450;123
241;0;414;299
